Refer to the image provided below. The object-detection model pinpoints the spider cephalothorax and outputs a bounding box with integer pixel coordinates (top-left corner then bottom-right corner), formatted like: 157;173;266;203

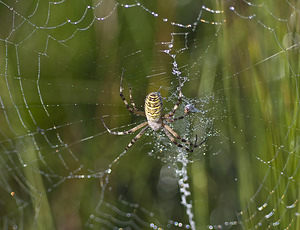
101;74;206;152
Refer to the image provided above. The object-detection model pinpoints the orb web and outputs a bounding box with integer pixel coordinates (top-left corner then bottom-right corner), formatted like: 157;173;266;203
0;0;299;229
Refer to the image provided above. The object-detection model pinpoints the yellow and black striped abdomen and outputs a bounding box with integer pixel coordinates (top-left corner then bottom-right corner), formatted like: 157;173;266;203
145;92;163;130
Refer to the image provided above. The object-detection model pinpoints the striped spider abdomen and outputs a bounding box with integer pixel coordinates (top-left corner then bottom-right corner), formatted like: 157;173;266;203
145;92;163;131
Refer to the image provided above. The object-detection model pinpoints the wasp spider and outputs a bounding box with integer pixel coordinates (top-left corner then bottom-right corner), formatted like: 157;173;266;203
101;74;206;152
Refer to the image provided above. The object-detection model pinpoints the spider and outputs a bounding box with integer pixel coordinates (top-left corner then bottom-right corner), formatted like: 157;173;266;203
101;74;206;152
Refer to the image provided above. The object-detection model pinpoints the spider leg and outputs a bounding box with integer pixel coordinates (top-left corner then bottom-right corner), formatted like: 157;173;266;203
125;125;149;151
163;123;194;146
165;77;182;118
102;116;148;135
164;113;189;122
163;124;207;152
162;125;194;152
120;72;145;116
194;135;208;147
129;84;137;110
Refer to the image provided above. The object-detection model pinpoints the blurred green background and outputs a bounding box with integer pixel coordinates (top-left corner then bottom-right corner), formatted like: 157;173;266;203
0;0;299;229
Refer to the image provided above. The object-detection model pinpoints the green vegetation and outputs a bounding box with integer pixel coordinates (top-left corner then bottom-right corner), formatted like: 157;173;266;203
0;1;299;229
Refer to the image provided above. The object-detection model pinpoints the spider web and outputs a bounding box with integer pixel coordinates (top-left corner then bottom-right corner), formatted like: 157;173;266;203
0;0;300;229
